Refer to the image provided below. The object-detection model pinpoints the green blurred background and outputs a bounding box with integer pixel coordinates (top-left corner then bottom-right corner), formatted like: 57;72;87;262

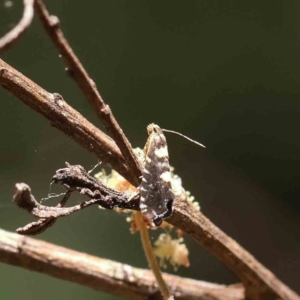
1;0;300;299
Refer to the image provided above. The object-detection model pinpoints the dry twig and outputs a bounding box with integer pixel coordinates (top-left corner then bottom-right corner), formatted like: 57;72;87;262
15;190;72;235
0;228;244;300
0;0;34;51
0;1;299;298
26;1;165;296
0;58;132;182
0;56;299;300
13;163;141;235
34;0;142;186
136;211;173;299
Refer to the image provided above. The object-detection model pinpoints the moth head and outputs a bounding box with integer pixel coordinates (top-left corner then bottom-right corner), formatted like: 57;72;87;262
147;123;160;135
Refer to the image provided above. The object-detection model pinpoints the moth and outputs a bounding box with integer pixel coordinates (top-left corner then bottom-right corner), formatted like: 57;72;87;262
139;124;175;227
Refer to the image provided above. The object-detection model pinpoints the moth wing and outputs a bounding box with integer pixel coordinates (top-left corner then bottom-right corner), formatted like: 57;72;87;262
140;129;174;226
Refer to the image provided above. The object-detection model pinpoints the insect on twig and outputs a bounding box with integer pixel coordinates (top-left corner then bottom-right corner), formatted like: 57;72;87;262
139;123;205;227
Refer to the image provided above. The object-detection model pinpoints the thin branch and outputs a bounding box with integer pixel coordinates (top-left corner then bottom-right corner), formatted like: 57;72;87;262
0;228;244;300
16;190;72;235
7;0;165;291
13;164;141;235
13;163;140;235
51;162;139;210
13;183;100;219
34;0;142;186
0;58;136;185
0;58;299;300
136;212;173;300
0;0;34;51
0;54;169;297
0;1;298;299
32;3;177;295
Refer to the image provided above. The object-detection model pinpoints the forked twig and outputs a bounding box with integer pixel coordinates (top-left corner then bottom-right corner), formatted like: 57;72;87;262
0;0;34;51
1;55;299;300
13;163;140;235
33;1;169;297
16;190;71;235
0;1;299;298
11;160;300;300
34;0;142;186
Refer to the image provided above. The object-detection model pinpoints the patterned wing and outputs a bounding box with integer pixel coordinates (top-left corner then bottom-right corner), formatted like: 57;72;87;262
139;124;174;226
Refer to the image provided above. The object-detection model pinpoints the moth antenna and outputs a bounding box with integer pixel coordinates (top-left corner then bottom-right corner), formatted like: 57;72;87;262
40;192;66;203
162;128;206;148
88;161;102;174
48;180;54;195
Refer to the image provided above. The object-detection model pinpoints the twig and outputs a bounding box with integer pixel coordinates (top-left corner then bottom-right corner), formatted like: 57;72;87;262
0;0;298;299
13;183;100;219
16;190;71;235
51;162;139;210
0;58;299;300
13;163;140;234
0;54;169;296
0;228;244;300
0;58;136;184
34;0;142;186
136;212;173;300
13;164;141;233
33;2;175;294
0;0;34;51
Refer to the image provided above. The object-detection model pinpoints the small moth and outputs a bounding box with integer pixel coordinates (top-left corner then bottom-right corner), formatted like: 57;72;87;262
139;124;175;227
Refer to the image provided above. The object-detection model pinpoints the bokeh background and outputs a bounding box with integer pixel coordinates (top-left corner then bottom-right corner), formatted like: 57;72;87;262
1;0;300;299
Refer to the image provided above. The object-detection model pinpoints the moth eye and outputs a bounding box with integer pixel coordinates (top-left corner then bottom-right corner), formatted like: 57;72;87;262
153;217;163;226
166;198;173;212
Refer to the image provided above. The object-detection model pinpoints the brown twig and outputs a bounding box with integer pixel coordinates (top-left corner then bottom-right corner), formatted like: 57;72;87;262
0;2;299;297
0;57;299;300
33;2;180;296
11;0;165;293
51;162;139;211
13;163;141;235
0;228;244;300
34;0;142;186
0;0;34;51
136;212;173;300
13;183;101;219
14;162;300;300
16;190;72;235
13;164;141;235
0;58;137;184
26;2;298;298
